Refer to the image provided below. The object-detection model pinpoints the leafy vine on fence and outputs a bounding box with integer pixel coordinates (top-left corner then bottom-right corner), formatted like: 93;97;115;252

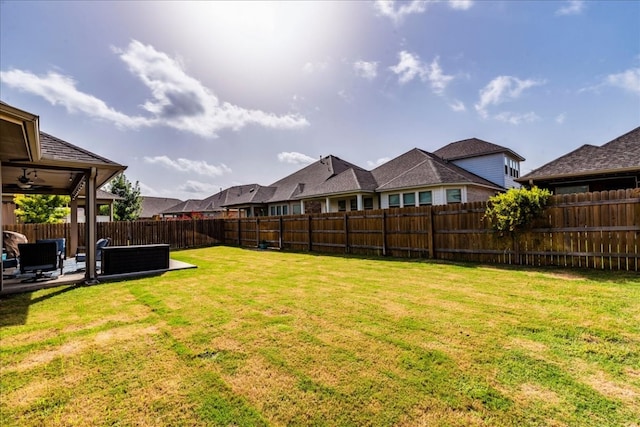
483;187;552;234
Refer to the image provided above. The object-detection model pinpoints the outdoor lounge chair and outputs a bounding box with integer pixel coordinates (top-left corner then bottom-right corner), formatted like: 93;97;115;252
36;238;66;274
18;241;59;282
75;237;111;266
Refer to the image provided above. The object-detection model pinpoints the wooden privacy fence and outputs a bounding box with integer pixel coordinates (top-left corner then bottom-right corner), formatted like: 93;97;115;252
221;189;640;271
3;189;639;271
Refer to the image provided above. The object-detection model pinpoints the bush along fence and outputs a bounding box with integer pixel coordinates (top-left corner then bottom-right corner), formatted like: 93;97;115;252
4;189;639;271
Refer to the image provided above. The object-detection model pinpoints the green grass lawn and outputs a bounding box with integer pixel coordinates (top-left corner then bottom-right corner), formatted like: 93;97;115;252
1;246;639;426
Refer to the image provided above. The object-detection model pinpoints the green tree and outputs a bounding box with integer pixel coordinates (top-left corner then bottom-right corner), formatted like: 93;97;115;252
14;194;71;224
109;173;142;221
484;186;552;234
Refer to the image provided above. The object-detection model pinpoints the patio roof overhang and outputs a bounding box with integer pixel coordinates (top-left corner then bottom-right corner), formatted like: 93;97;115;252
1;101;127;291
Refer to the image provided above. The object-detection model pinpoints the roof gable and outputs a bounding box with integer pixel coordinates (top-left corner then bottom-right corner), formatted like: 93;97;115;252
374;148;501;191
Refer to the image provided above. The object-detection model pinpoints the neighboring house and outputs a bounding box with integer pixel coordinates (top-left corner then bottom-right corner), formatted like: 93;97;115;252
433;138;525;189
516;126;640;194
373;148;503;209
265;155;377;215
140;196;182;219
161;137;524;217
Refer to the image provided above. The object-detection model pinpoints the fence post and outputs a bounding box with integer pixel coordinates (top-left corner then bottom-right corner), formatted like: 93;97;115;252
427;207;435;259
256;217;260;247
382;211;387;256
237;218;241;246
308;215;313;252
344;213;349;254
279;216;283;249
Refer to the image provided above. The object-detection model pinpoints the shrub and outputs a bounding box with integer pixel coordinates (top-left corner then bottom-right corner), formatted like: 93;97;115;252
484;187;552;234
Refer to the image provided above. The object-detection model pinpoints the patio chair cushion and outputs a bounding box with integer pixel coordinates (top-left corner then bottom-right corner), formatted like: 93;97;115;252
76;238;111;263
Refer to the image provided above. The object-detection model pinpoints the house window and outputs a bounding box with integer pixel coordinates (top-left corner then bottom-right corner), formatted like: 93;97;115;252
292;204;302;215
338;200;346;211
282;205;288;215
270;206;276;216
388;194;400;208
364;197;374;210
446;189;462;204
505;157;509;175
350;198;357;211
403;192;415;207
418;191;432;206
276;206;282;215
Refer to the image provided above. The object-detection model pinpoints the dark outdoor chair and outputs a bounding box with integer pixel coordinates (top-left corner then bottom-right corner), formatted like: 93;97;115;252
2;249;18;278
36;238;66;274
76;238;111;266
18;242;59;282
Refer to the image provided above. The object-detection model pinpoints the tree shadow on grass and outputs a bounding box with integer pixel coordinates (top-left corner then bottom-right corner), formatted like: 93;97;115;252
0;285;78;327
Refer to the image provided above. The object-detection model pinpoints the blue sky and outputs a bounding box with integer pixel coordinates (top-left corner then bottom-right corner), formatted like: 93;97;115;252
1;0;638;200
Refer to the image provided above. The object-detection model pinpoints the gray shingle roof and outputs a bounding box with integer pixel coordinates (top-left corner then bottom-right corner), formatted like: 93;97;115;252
373;148;502;191
434;138;525;162
294;165;377;198
39;132;122;166
222;184;276;206
140;196;183;218
518;126;640;181
161;199;211;215
266;155;364;202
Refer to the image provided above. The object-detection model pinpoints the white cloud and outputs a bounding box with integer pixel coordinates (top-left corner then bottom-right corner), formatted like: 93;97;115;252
302;61;328;74
475;75;545;118
427;57;454;95
177;180;221;194
390;52;454;95
0;40;308;138
367;157;391;168
374;0;428;25
0;69;150;129
448;0;473;10
277;151;316;165
116;40;308;137
353;60;378;80
494;111;540;125
555;112;566;124
449;99;466;112
337;90;354;103
374;0;472;24
390;51;426;84
556;0;585;16
605;67;640;94
144;155;231;177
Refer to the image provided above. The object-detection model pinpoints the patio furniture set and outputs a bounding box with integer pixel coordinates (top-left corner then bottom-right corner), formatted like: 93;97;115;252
2;231;111;282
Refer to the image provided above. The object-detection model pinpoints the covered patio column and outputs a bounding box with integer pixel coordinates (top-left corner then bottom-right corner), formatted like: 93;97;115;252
69;198;79;257
84;167;98;283
357;194;363;211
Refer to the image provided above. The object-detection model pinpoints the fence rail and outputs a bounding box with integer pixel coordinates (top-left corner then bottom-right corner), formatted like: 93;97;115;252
4;189;639;271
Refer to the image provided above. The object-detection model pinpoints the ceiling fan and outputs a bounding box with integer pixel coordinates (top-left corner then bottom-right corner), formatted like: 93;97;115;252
16;168;47;190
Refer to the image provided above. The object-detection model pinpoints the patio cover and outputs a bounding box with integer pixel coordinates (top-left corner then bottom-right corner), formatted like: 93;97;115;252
1;101;126;291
